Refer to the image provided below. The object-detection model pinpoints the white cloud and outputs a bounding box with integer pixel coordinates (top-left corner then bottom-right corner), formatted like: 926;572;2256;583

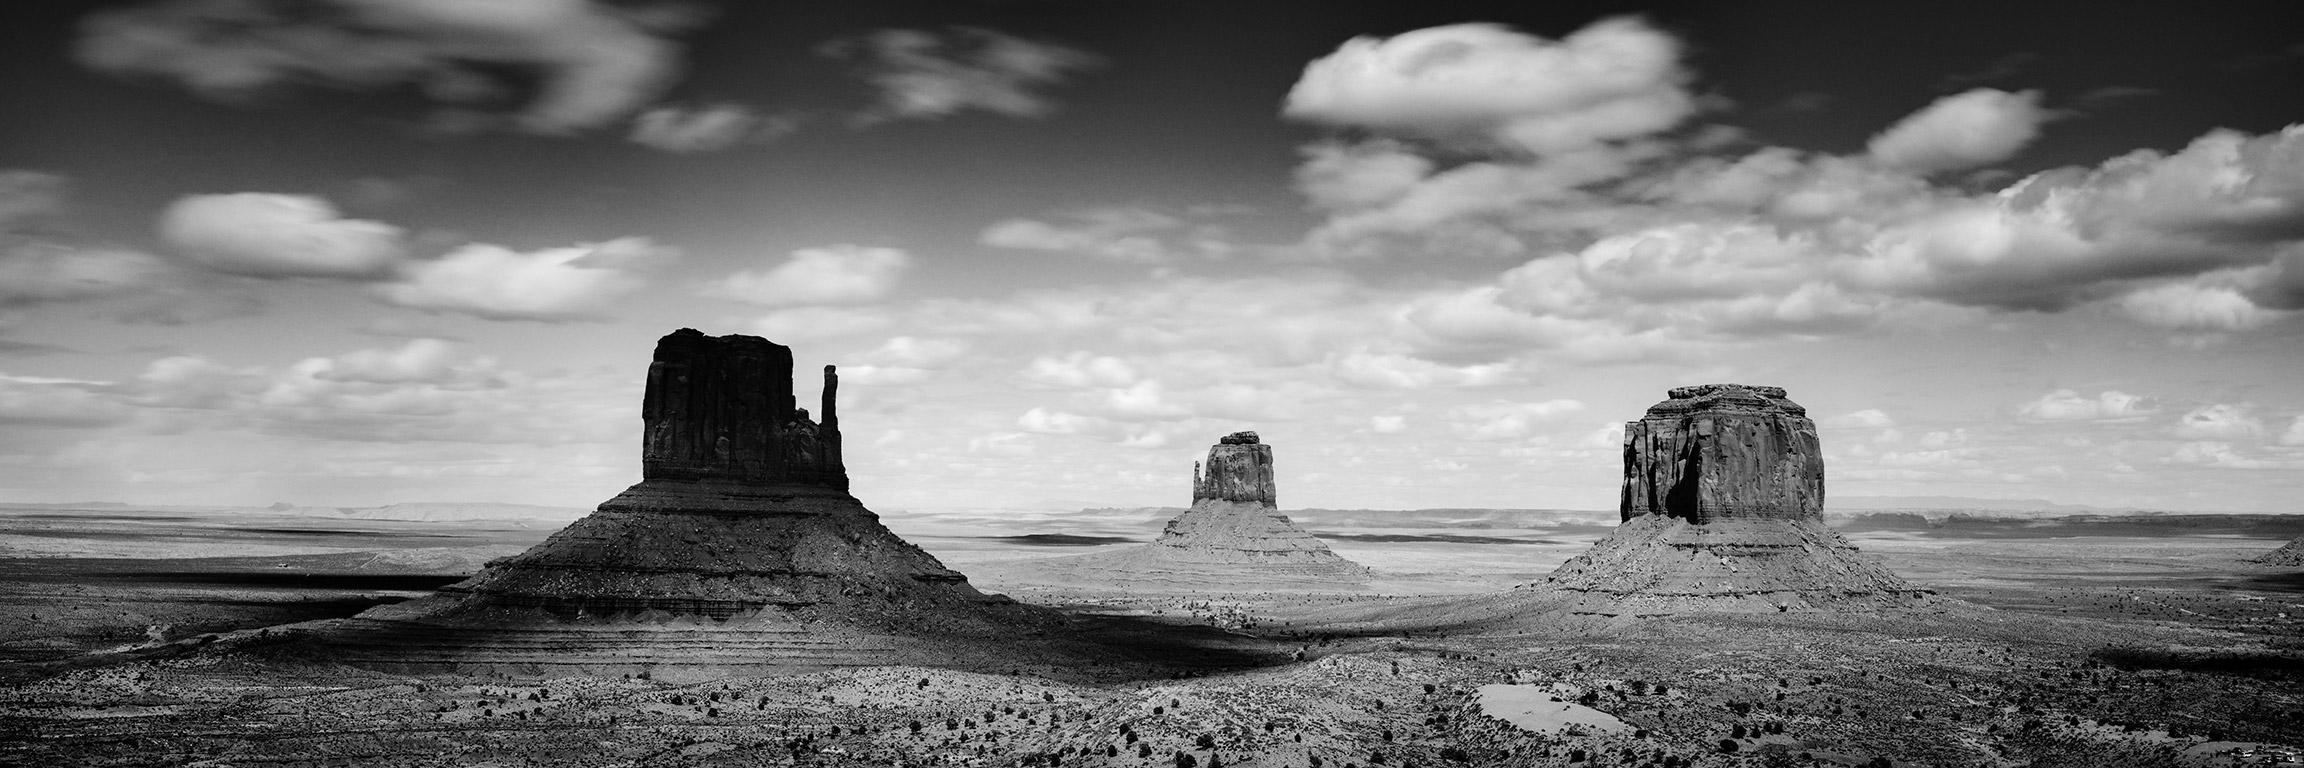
1293;141;1436;212
1369;415;1407;434
822;27;1101;125
75;0;701;133
628;103;799;153
161;193;404;278
2172;403;2265;441
2115;280;2282;332
376;238;673;321
1446;399;1586;441
979;207;1226;265
1328;350;1513;389
1867;89;2053;173
704;245;909;306
2166;441;2286;470
2281;416;2304;446
1574;223;1821;302
2017;389;2158;422
1824;409;1896;428
1021;352;1139;388
0;374;129;426
1283;18;1695;154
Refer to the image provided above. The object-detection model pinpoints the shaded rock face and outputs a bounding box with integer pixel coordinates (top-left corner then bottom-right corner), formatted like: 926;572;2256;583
1543;384;1932;616
640;329;844;490
1621;384;1822;524
305;329;1057;678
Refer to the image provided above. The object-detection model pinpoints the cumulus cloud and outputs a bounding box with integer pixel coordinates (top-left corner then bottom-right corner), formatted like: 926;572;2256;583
376;237;674;321
821;27;1102;125
1867;89;2054;173
2172;403;2265;441
628;103;800;153
1283;18;1695;154
2017;389;2158;422
2283;416;2304;446
704;245;910;306
2115;280;2281;332
161;193;404;278
75;0;704;134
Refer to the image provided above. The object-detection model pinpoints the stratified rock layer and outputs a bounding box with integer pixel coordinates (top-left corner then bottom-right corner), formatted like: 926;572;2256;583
300;330;1057;679
2253;536;2304;567
1621;384;1822;524
994;432;1369;590
1545;385;1931;616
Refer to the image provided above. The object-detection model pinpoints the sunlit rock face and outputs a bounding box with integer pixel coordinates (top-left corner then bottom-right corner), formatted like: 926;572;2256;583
1620;384;1824;524
302;329;1061;680
1542;385;1933;616
1193;430;1276;505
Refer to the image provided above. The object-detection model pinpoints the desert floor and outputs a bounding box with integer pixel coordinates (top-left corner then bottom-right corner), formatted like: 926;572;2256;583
2;504;2300;767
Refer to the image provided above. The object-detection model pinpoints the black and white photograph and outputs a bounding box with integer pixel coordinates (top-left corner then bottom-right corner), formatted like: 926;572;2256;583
3;1;2302;766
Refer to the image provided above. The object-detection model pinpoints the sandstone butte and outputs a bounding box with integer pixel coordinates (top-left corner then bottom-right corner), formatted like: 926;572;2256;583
1010;432;1371;590
1540;384;1934;616
292;329;1072;679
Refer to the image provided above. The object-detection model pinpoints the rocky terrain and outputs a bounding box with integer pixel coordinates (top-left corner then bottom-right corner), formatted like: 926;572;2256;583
973;432;1372;592
2254;536;2304;567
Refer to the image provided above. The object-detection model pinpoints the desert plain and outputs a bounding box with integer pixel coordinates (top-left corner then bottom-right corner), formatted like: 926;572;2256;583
3;500;2300;768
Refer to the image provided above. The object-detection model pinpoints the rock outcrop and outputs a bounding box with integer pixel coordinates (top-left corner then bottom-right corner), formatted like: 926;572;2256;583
2253;536;2304;567
978;432;1371;591
1543;384;1932;616
297;329;1063;679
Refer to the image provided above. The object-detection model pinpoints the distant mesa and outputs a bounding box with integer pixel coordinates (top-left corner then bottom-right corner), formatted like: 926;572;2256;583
294;329;1069;679
1540;384;1935;616
977;431;1372;590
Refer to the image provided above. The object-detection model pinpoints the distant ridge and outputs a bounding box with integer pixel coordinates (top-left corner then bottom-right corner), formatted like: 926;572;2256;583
1829;495;2105;513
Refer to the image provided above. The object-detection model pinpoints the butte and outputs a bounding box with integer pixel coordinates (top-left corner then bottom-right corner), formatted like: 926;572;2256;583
1538;384;1935;617
286;329;1070;679
987;432;1370;591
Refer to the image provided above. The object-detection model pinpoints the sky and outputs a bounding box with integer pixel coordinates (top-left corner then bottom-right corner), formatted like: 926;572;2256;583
2;1;2302;515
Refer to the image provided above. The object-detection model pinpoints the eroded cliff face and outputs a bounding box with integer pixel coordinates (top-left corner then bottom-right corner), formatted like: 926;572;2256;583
639;328;845;490
1540;384;1932;616
1620;384;1823;524
1193;431;1277;506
